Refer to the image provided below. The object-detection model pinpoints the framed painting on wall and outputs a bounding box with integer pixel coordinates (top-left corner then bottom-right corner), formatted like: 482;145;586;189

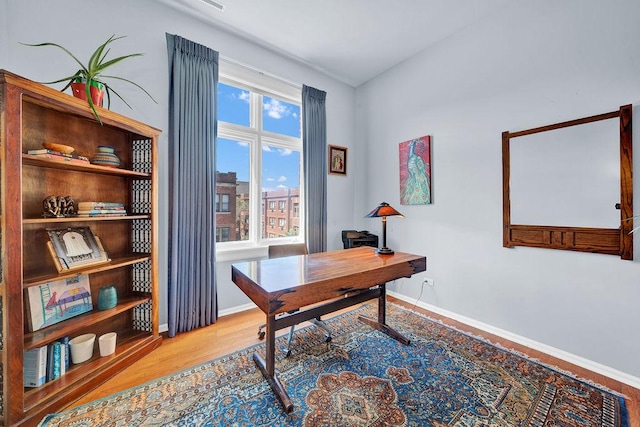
399;135;431;205
328;145;347;175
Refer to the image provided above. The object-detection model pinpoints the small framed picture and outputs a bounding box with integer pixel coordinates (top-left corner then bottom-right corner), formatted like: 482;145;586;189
328;145;347;175
46;227;110;272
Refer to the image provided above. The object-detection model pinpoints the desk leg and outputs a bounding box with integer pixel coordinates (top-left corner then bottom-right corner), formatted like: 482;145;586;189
253;314;294;413
358;283;411;345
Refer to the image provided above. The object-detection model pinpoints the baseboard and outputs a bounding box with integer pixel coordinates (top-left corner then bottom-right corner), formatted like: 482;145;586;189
387;290;640;390
219;302;258;317
158;302;258;334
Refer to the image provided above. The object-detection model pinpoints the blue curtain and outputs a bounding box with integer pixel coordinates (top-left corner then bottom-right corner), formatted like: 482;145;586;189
166;34;218;337
302;85;327;253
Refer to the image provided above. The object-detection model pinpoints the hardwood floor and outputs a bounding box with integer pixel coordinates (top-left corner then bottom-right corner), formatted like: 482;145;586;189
69;298;640;426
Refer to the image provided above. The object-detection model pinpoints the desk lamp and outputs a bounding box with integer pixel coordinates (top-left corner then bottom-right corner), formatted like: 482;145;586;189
364;202;404;254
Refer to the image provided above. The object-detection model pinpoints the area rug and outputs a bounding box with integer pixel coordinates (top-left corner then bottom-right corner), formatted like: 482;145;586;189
39;303;628;426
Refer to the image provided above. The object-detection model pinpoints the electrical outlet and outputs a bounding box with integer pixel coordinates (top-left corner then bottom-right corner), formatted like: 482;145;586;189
423;278;434;287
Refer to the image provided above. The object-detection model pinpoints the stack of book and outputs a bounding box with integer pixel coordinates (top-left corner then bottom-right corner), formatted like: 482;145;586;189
27;149;90;164
24;337;70;387
77;202;127;217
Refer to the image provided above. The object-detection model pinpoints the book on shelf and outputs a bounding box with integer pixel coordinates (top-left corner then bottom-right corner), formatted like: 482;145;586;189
27;152;90;164
48;342;62;381
25;275;93;331
77;213;128;218
77;202;125;209
27;149;90;162
77;209;127;214
59;336;70;373
23;346;48;387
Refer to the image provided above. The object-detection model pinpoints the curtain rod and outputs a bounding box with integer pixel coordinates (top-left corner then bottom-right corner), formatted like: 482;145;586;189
220;55;302;90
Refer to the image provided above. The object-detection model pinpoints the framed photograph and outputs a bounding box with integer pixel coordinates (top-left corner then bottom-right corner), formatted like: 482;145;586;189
399;135;431;205
47;227;109;272
25;275;93;331
328;145;348;175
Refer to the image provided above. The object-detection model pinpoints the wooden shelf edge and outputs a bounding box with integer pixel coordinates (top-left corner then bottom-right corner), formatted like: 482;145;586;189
23;333;162;419
23;154;151;177
24;215;150;225
23;254;151;288
24;295;152;350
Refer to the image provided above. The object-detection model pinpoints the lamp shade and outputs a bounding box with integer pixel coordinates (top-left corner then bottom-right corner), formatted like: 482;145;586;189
364;202;403;255
364;202;404;218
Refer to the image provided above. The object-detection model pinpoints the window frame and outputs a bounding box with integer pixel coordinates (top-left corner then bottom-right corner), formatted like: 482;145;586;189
216;59;305;258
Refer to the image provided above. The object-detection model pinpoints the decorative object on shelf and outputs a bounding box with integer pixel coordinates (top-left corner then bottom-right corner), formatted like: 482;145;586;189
399;135;431;205
91;145;121;167
328;144;347;175
43;195;76;218
42;142;75;154
25;275;93;332
68;333;96;364
21;35;157;124
46;227;110;272
364;201;404;255
97;285;118;310
98;332;117;357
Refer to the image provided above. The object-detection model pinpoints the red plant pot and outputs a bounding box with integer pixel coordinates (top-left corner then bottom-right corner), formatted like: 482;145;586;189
70;80;105;107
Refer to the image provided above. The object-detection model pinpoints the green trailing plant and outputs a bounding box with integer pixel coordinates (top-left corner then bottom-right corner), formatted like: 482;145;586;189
22;35;156;124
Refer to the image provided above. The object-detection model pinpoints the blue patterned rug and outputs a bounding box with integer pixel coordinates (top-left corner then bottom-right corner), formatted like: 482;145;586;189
40;303;628;426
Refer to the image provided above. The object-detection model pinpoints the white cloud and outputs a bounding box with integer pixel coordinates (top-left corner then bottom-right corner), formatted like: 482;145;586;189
278;176;287;182
277;184;288;189
263;98;290;119
263;145;273;152
236;91;249;103
279;148;293;156
266;177;275;182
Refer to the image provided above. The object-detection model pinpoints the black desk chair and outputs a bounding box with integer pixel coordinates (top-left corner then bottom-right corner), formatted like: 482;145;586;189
257;243;332;356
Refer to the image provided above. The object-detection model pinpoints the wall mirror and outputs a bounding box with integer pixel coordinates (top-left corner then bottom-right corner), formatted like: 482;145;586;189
502;104;633;260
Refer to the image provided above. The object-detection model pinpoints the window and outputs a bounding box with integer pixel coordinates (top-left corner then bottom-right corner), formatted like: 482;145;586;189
293;203;299;218
216;227;230;242
216;193;230;212
216;59;303;250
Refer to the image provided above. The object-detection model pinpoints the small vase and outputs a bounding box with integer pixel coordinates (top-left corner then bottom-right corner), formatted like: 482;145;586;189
97;285;118;310
92;146;121;168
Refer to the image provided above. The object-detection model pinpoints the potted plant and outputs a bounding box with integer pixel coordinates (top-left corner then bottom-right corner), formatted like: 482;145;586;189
22;35;156;124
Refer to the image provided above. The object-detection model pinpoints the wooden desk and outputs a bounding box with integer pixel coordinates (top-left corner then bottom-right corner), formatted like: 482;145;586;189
231;246;426;413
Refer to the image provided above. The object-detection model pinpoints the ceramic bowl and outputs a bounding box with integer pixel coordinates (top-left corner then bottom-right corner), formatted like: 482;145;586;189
43;142;75;154
69;333;96;364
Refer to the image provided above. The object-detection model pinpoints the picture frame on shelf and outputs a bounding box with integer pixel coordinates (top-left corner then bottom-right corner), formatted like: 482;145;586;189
328;144;347;175
47;227;110;272
25;275;93;332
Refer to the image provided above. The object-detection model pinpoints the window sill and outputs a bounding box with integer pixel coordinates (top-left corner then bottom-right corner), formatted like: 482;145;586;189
216;246;267;263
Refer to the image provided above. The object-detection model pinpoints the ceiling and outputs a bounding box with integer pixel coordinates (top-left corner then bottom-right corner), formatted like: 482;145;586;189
159;0;512;87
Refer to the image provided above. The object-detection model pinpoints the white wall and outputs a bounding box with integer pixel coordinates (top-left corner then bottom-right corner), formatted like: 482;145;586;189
1;0;356;322
355;0;640;379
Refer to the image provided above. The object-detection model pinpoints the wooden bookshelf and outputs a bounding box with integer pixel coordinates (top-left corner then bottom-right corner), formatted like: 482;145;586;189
0;70;162;426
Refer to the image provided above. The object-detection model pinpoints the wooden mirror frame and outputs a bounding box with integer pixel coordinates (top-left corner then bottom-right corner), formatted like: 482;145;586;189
502;104;633;260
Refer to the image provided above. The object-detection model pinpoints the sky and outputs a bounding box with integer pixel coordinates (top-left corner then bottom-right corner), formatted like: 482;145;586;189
217;83;300;192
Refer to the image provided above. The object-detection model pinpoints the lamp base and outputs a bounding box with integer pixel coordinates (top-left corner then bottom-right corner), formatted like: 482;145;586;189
375;247;395;255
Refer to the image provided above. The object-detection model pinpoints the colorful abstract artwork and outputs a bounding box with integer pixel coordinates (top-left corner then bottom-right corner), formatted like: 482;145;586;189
399;135;431;205
26;275;93;331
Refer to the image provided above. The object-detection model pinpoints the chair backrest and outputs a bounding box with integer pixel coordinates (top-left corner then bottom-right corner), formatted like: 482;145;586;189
268;243;308;259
